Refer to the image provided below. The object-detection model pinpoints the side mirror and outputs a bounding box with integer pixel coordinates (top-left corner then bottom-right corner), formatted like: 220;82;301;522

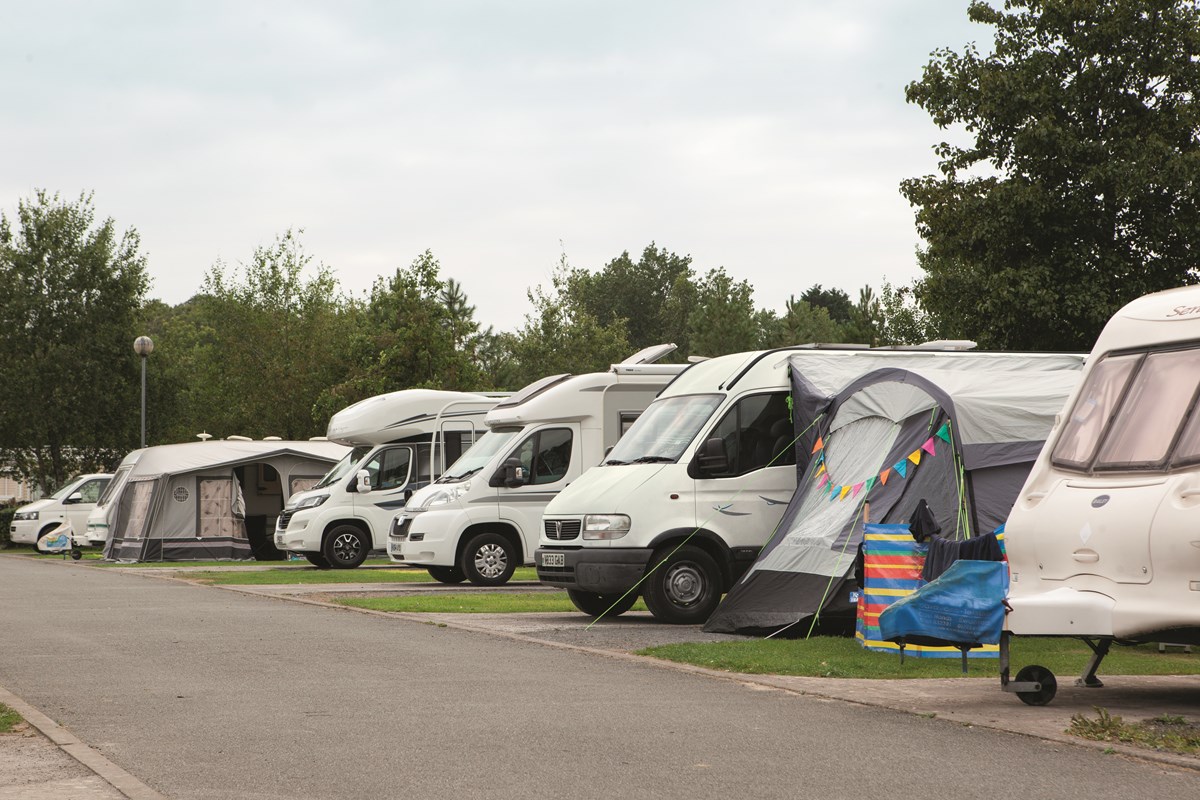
64;491;83;505
490;456;525;489
694;437;729;476
356;470;372;493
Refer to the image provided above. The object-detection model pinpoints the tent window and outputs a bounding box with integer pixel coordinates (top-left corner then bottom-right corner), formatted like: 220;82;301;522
124;482;153;540
198;478;240;538
363;447;412;492
512;428;573;485
707;392;794;477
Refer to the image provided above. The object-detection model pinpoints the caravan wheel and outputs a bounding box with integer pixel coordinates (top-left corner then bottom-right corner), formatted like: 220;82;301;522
323;525;370;569
461;532;517;586
642;545;721;625
305;553;331;569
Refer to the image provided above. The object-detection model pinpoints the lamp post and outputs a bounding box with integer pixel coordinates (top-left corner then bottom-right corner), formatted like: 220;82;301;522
133;336;154;447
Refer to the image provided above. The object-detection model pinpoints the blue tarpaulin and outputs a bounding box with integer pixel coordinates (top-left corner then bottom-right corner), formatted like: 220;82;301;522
878;559;1008;646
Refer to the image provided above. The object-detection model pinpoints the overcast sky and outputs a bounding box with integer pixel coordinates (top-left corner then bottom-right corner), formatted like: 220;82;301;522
2;1;986;332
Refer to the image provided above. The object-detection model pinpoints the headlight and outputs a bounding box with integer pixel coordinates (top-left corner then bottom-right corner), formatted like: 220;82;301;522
417;481;471;509
295;494;330;510
583;514;630;540
14;511;38;521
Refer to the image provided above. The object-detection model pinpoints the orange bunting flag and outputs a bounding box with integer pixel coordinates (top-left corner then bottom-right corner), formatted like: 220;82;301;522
811;437;824;454
908;450;922;466
921;438;936;456
879;469;891;486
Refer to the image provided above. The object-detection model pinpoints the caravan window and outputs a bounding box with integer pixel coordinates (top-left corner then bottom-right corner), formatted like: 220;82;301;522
1052;345;1200;471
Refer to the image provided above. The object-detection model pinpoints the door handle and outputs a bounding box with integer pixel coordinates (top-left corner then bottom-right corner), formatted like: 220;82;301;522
1072;550;1099;563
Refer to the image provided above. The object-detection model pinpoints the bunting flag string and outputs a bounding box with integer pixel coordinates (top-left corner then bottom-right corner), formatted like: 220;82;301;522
808;420;954;503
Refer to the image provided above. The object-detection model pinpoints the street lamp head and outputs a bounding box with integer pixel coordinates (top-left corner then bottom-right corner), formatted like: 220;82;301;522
133;336;154;357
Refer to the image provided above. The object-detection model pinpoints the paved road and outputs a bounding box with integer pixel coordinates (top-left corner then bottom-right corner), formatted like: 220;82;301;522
2;557;1197;799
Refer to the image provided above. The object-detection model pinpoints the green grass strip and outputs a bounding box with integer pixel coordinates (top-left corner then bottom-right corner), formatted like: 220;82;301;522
638;637;1200;679
186;566;539;585
337;592;649;614
0;702;22;733
1069;708;1200;756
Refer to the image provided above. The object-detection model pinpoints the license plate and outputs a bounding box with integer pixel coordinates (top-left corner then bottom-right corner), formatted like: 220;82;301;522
388;542;401;554
274;535;284;546
541;552;565;568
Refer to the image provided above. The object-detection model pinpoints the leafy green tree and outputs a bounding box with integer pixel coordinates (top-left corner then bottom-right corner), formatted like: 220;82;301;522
0;191;148;491
760;296;843;347
687;268;760;357
876;281;942;346
799;285;854;327
903;0;1200;350
504;255;631;387
842;286;884;346
198;230;355;439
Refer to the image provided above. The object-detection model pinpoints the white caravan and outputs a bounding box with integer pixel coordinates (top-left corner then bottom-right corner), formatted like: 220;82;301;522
389;345;687;588
1002;285;1200;704
274;390;502;568
537;345;1086;623
83;449;145;547
9;473;112;548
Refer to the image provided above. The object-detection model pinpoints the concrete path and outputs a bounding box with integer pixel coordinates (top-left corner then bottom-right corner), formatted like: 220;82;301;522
2;556;1199;798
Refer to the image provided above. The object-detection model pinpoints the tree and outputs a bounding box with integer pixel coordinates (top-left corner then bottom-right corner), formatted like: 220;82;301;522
0;191;148;491
759;296;842;348
198;230;355;439
687;268;760;357
902;0;1200;350
876;281;942;346
799;285;854;327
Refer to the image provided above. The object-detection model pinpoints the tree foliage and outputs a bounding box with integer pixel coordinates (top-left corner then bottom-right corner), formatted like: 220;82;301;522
903;0;1200;350
0;191;148;491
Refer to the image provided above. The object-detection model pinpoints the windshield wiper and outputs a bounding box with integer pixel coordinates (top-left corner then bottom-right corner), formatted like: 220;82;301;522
631;455;674;464
437;467;482;483
603;458;628;466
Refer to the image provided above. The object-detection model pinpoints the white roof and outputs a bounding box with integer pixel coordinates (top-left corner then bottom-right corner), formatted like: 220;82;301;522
126;440;349;481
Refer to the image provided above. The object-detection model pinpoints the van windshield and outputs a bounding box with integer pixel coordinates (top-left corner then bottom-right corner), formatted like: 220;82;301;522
605;394;724;464
1052;345;1200;471
439;430;519;481
49;476;86;501
314;446;372;489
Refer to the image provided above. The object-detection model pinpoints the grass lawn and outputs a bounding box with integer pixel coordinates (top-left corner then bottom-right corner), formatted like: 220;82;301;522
184;566;540;585
637;636;1200;679
337;591;648;614
0;703;22;733
1069;708;1200;756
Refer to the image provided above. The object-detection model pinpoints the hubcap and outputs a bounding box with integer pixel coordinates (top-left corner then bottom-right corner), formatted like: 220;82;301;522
664;562;704;606
474;543;508;579
333;533;362;562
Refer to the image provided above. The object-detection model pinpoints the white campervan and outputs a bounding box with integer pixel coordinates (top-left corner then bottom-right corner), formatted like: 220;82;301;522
535;343;1060;623
9;473;112;548
1002;285;1200;703
389;345;687;589
274;390;502;568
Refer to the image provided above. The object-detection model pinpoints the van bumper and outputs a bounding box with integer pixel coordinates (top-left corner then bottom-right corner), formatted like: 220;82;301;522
535;547;653;594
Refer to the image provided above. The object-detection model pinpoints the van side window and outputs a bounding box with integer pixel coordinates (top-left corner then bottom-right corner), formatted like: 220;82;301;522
363;447;412;491
707;392;795;477
514;428;573;486
78;479;107;504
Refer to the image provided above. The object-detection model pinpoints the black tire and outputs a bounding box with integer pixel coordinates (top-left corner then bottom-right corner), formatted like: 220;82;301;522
428;565;466;584
460;532;517;586
70;549;83;561
305;552;331;569
1015;665;1058;706
322;525;370;569
568;589;638;618
642;545;722;625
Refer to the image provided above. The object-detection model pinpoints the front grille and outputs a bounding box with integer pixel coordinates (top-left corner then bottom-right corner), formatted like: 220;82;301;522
544;519;581;541
536;564;575;583
278;510;296;530
391;516;413;539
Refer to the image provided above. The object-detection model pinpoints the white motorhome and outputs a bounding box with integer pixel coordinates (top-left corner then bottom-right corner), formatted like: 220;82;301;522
389;345;687;590
274;390;502;568
537;344;1085;624
83;449;145;547
9;473;112;548
1002;285;1200;704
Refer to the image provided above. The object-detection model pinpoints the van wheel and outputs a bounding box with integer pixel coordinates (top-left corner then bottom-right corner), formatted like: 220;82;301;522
642;545;721;624
568;589;638;618
461;532;517;586
305;553;331;569
323;526;369;569
428;565;466;584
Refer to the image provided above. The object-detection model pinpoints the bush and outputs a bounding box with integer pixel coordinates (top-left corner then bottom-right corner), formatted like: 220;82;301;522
0;503;17;548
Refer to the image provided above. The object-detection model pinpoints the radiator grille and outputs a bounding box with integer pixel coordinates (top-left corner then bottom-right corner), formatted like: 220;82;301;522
543;519;581;541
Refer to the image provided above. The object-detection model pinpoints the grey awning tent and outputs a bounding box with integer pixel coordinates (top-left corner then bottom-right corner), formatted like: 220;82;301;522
703;356;1083;636
102;440;348;562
